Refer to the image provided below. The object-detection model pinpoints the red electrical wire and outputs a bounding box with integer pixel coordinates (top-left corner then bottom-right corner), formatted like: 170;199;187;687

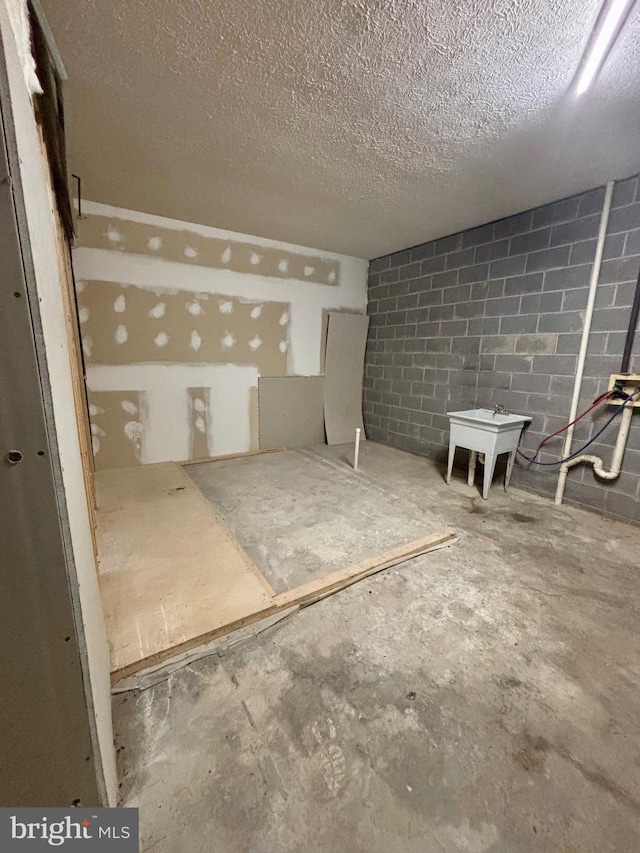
517;389;615;463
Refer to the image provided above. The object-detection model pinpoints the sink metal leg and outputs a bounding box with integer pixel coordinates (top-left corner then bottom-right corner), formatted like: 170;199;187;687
482;452;498;500
468;450;477;487
505;450;516;491
446;443;456;484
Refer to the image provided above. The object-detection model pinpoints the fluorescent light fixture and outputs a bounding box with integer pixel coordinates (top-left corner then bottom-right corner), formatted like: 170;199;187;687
576;0;636;94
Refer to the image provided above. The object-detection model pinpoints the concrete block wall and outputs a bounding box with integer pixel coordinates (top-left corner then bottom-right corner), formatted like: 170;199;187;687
364;177;640;524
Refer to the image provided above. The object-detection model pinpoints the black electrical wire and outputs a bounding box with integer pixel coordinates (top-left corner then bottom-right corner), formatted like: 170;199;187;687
621;266;640;373
518;394;634;467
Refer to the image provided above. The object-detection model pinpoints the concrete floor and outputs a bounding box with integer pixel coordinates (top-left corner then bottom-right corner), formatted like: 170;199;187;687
188;445;450;592
114;443;640;852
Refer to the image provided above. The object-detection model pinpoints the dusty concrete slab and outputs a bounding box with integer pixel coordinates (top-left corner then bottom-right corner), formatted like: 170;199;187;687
114;442;640;852
187;446;438;591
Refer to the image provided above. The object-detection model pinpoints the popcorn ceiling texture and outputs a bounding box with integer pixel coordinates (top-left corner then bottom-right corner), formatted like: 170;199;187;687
41;0;640;258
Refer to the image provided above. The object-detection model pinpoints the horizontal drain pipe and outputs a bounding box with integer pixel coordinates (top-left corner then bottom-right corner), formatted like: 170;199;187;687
559;396;636;484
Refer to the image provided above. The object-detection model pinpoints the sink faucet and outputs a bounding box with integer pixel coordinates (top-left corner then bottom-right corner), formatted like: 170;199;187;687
493;403;509;416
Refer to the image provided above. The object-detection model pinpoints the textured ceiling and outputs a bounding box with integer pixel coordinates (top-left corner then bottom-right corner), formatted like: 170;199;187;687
41;0;640;258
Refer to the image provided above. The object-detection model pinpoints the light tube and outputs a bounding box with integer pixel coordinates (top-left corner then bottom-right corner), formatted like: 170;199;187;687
576;0;635;94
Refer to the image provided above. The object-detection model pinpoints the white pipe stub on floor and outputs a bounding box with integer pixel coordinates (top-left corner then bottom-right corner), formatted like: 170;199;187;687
354;427;361;471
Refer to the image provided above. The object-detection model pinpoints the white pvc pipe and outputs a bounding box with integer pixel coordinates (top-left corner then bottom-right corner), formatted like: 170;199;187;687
353;427;361;471
560;401;633;480
555;180;615;505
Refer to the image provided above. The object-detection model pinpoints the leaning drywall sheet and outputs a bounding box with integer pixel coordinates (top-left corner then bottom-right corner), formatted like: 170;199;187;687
323;312;369;445
96;462;274;680
258;376;325;449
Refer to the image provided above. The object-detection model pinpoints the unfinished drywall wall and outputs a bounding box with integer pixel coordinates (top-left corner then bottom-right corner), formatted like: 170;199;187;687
324;312;370;445
0;0;116;803
78;214;340;286
364;179;640;524
78;280;289;374
73;202;368;468
258;376;325;449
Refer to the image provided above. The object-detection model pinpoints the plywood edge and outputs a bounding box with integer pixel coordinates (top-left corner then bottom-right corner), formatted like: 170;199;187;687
96;461;275;598
111;607;298;693
169;463;277;599
181;447;287;466
95;459;174;477
274;529;457;609
110;528;456;686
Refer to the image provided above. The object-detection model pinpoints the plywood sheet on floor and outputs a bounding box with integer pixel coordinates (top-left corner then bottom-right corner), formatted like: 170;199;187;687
323;312;369;445
96;462;274;679
187;444;439;592
258;375;325;449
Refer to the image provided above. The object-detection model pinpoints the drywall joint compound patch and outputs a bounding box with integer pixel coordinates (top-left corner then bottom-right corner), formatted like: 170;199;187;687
77;280;289;375
77;214;341;286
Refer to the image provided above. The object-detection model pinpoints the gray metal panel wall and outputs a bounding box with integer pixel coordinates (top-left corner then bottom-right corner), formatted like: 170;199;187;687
0;47;101;805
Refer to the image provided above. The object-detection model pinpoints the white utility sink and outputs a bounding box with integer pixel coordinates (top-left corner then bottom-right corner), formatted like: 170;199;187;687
446;408;531;499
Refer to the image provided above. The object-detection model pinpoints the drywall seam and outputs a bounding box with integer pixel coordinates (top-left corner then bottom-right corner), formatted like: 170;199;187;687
89;390;146;469
188;387;211;460
87;364;257;463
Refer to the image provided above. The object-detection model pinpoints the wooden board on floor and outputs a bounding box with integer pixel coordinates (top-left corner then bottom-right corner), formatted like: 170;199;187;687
114;527;453;690
111;524;456;683
182;446;286;466
96;462;275;678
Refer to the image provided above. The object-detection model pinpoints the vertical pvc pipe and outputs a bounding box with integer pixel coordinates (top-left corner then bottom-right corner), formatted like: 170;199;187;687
604;402;634;476
555;180;615;506
354;427;361;471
